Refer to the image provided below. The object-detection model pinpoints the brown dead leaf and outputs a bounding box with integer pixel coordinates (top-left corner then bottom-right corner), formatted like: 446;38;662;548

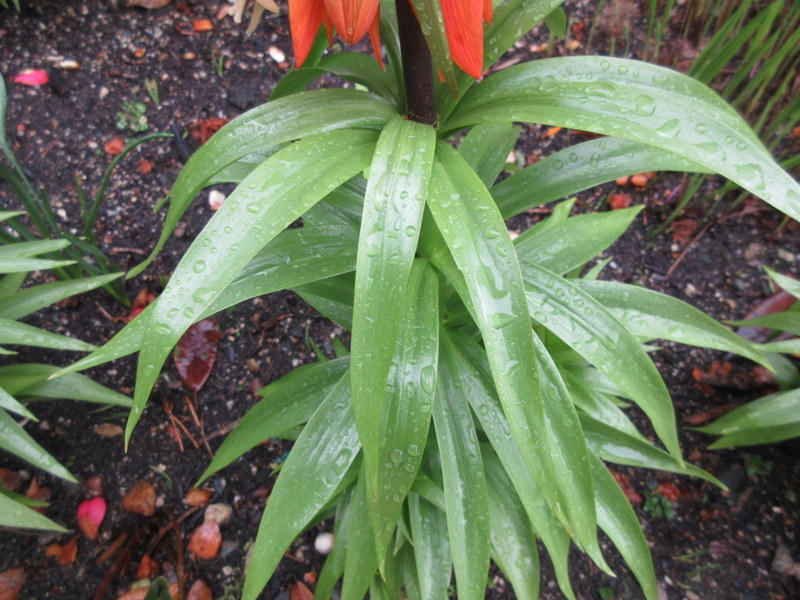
44;539;78;565
671;218;699;247
187;521;222;559
186;580;213;600
127;0;171;9
291;581;313;600
0;567;25;600
0;468;21;492
122;481;156;517
683;403;741;426
185;488;213;507
86;475;104;498
25;478;51;513
94;423;124;438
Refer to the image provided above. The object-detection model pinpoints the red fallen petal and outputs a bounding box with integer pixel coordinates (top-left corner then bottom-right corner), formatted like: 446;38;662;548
174;318;221;392
289;0;329;68
323;0;379;44
104;136;125;155
0;567;26;600
187;521;222;559
77;497;106;540
14;69;49;86
440;0;485;79
609;193;632;210
483;0;492;24
658;482;682;502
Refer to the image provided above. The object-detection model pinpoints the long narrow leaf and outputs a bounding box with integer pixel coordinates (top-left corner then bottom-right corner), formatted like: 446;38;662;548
128;130;378;443
446;57;800;220
0;490;66;531
0;409;76;482
523;262;681;460
242;373;361;600
197;358;349;484
493;136;711;218
433;358;490;600
369;260;439;567
425;142;561;519
131;89;396;276
408;492;451;600
0;273;121;320
0;318;95;352
351;115;435;496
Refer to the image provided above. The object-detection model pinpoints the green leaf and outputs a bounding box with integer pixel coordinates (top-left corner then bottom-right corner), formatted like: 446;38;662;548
457;122;521;187
530;329;604;566
242;373;361;600
493;136;711;218
694;388;800;448
446;57;800;220
315;488;353;600
0;385;36;420
0;257;75;275
425;143;561;520
0;364;131;407
765;267;800;300
129;129;378;444
514;206;642;275
0;408;76;482
295;274;356;330
581;415;721;486
728;312;800;336
408;492;451;600
590;455;658;600
482;449;541;600
341;468;378;600
0;273;121;320
0;238;70;258
197;358;349;484
544;6;567;37
433;360;490;600
368;260;439;568
0;318;95;352
351;115;435;496
131;89;396;276
0;489;66;531
523;262;681;460
442;331;576;600
201;226;358;319
576;280;769;367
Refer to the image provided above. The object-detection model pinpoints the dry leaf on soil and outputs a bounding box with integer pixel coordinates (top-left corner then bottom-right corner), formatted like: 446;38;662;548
0;567;26;600
187;521;222;559
122;481;156;517
174;318;220;392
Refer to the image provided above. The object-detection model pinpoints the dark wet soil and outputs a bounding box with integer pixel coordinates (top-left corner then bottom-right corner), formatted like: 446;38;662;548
1;1;800;599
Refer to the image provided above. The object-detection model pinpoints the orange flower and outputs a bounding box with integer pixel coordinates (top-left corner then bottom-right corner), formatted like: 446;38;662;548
289;0;492;79
439;0;492;79
289;0;381;68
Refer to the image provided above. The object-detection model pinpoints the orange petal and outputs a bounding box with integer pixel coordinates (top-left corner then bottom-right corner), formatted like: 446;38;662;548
288;0;329;68
483;0;492;24
323;0;380;44
368;8;384;70
439;0;484;79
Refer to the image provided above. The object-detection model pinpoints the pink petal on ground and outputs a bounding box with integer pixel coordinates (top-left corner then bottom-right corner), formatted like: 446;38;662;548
77;497;106;539
13;70;49;86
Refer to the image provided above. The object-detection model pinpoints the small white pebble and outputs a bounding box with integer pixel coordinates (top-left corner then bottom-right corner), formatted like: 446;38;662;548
314;532;334;554
204;502;233;526
209;189;226;211
268;45;286;63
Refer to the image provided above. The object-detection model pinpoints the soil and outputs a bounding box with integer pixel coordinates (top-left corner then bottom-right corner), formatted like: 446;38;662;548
1;1;800;599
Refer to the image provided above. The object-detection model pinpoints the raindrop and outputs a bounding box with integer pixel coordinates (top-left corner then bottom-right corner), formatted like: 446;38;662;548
420;365;436;395
193;261;206;274
390;449;404;464
552;159;565;171
182;306;196;319
634;95;656;117
600;59;610;72
655;118;681;138
407;444;421;457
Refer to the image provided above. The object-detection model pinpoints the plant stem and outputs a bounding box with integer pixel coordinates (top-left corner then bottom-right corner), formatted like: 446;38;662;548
395;0;437;125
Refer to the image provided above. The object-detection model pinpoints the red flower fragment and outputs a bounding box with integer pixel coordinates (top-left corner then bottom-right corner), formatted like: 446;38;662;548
14;69;49;86
77;497;106;539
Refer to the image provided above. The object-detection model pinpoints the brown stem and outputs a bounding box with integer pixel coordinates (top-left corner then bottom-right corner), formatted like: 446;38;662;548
395;0;437;125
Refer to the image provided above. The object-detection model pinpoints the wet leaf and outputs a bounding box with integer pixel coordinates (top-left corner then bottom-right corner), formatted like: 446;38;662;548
671;218;699;247
174;318;220;392
0;567;25;600
290;581;313;600
77;497;106;539
186;580;212;600
187;521;222;559
0;468;21;491
122;481;156;517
